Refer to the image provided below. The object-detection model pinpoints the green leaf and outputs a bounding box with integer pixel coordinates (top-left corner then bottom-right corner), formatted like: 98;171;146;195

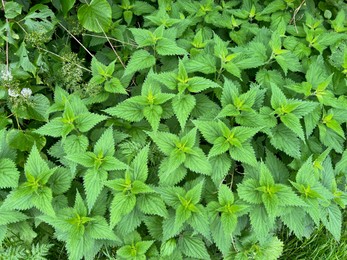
124;50;156;76
104;100;144;122
15;42;36;75
88;216;119;241
209;137;230;157
137;194;169;218
146;131;178;156
237;179;263;204
94;127;115;157
249;206;275;239
175;204;192;228
25;145;54;181
48;167;72;195
275;51;302;75
179;235;210;259
193;120;221;144
66;152;95;168
280;113;305;141
105;78;127;94
209;154;232;185
143;105;162;131
270;124;301;158
84;169;107;211
229;142;258;166
129;28;154;47
172;94;196;129
75;112;108;132
187;77;220;93
184;148;212;175
5;2;22;19
35;118;65;137
31;186;55;216
77;0;112;33
63;135;89;155
156;38;187;56
131;145;149;181
110;193;136;227
218;184;234;205
0;158;20;188
61;0;76;16
321;203;342;241
271;84;287;109
0;210;28;225
186;53;217;74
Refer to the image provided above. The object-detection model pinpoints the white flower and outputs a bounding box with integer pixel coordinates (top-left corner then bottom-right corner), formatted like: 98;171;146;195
1;69;13;81
8;88;19;97
21;88;32;98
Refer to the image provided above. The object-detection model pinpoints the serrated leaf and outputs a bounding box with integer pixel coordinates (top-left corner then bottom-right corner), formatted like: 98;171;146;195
104;100;144;122
321;203;342;241
75;112;107;132
0;210;28;225
172;94;196;129
84;169;107;211
124;50;156;76
156;38;187;56
94;127;114;157
270;124;301;158
187;77;220;93
184;148;212;175
89;216;119;241
77;0;111;33
0;158;20;188
110;193;136;227
146;131;178;156
280;113;305;141
137;194;169;218
229;142;258;166
237;179;263;204
179;235;210;259
193;120;221;144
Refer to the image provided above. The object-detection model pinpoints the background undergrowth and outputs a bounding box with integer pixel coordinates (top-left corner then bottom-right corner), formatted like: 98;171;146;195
1;0;347;259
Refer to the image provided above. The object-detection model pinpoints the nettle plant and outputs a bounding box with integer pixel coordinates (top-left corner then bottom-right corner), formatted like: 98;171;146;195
1;0;347;259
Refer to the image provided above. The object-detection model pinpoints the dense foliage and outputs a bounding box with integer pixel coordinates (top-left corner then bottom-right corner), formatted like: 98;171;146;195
1;0;347;259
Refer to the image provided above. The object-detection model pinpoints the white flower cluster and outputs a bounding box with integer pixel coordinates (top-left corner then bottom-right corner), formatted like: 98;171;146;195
1;68;13;81
21;88;32;98
8;88;32;98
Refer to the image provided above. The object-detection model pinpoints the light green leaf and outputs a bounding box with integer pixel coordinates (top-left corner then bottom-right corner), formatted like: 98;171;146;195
229;142;258;166
270;124;301;158
193;120;221;144
104;100;144;122
280;113;305;141
124;50;156;76
88;216;119;241
179;235;210;259
187;77;220;93
5;2;22;19
184;148;212;175
172;94;196;129
110;193;136;227
156;38;187;56
143;105;162;131
0;158;20;188
31;186;55;216
0;210;28;225
94;127;115;157
75;113;108;132
146;131;178;156
77;0;112;32
137;194;169;218
84;169;107;211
